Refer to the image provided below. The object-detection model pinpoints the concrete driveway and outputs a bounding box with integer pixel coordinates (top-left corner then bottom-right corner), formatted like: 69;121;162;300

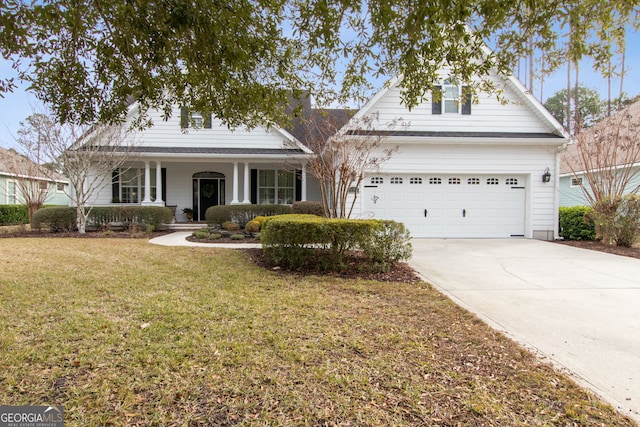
409;239;640;423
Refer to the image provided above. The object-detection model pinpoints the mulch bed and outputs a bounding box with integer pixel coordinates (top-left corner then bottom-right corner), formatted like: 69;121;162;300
554;239;640;259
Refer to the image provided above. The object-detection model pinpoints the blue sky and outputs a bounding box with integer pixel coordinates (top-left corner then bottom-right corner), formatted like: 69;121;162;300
1;30;639;150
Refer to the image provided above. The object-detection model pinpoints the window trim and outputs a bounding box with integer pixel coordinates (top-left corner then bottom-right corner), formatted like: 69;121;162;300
257;169;295;205
570;177;583;188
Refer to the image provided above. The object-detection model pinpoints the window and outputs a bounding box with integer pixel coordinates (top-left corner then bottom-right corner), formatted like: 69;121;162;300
180;108;212;129
432;79;472;115
448;177;461;185
487;178;499;185
409;177;422;184
467;178;480;185
390;177;403;184
505;178;518;185
370;176;383;184
38;181;49;191
429;177;442;185
112;168;159;203
56;183;65;192
571;177;583;187
7;180;17;204
258;170;294;204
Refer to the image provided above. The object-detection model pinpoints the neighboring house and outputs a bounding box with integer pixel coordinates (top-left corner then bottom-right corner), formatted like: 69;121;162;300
341;71;569;239
560;101;640;207
0;147;70;206
80;67;568;239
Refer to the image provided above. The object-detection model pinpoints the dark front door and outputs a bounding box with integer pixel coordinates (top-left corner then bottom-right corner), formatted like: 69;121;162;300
192;172;225;221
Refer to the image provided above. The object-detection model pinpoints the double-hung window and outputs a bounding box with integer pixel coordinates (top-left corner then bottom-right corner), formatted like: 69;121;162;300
258;170;294;204
432;79;472;115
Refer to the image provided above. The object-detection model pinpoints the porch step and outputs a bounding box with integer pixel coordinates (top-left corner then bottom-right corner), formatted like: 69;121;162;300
166;222;208;231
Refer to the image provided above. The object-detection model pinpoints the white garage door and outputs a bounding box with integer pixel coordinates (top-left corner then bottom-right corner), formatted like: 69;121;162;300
362;175;526;238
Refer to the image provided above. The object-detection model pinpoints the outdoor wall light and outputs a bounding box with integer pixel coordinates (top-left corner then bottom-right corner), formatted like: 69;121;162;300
542;167;551;183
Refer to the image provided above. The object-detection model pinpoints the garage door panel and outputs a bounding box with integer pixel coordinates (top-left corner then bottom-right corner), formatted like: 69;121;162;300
362;174;526;238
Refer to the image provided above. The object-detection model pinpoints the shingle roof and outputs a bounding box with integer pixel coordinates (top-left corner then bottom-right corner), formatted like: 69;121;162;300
345;130;563;138
0;147;67;181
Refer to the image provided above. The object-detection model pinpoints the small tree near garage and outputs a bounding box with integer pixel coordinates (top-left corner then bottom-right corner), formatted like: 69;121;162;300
563;102;640;244
303;111;404;218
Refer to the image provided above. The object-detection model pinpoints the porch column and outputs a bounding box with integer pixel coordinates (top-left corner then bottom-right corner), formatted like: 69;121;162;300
231;162;239;204
142;161;152;204
242;162;251;204
155;160;163;205
301;164;307;201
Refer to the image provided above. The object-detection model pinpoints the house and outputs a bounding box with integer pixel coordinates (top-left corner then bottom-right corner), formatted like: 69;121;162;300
560;101;640;207
341;71;569;239
83;108;319;222
80;67;568;239
0;147;70;206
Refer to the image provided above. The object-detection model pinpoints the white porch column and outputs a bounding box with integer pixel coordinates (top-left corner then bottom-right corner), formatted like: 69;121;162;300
242;162;251;204
231;162;239;204
301;164;307;201
142;160;152;204
155;160;163;205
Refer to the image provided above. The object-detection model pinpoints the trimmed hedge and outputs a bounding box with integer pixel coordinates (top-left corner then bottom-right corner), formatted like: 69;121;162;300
32;207;77;231
33;206;174;232
559;206;595;241
0;205;29;225
88;206;173;230
292;201;325;216
261;214;412;271
205;204;292;227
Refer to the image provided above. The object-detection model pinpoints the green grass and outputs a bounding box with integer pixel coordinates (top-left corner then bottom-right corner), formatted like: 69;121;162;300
0;238;635;426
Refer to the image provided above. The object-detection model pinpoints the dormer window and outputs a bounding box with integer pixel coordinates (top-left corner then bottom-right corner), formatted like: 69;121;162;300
180;108;212;129
432;79;472;115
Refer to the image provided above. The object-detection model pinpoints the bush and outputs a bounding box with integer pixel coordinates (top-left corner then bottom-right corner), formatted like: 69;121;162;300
0;205;29;225
88;206;173;230
208;233;222;240
292;201;325;216
32;206;174;233
230;234;245;240
612;195;640;247
261;214;412;272
32;207;77;231
245;220;260;233
559;206;595;241
222;221;240;231
205;204;292;228
192;230;210;239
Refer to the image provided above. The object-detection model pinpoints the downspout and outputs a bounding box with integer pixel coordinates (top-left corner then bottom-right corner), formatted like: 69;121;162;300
554;140;570;240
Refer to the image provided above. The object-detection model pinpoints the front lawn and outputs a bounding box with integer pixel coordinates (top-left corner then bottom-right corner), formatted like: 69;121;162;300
0;239;634;426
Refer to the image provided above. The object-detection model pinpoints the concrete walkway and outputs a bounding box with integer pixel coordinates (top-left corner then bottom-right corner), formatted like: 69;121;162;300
149;231;261;248
409;239;640;423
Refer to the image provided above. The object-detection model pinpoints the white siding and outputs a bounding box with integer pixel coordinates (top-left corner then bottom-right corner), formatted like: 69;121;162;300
126;107;293;150
353;73;556;134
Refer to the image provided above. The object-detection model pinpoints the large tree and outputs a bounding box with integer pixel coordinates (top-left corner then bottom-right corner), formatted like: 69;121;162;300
1;0;637;129
544;86;606;133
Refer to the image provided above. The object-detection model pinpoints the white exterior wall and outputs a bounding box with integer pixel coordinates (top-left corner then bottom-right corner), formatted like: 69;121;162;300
353;74;558;135
128;107;294;149
349;141;561;238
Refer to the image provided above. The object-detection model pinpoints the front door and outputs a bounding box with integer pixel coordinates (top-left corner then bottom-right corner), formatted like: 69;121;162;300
193;172;225;221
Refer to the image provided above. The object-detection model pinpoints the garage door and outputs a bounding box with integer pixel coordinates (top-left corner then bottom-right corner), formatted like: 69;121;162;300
362;175;526;238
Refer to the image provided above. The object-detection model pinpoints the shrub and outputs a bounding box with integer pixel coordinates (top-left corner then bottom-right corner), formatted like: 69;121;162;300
245;220;260;233
192;230;210;239
230;234;245;240
559;206;595;241
261;214;412;271
32;207;77;231
222;221;240;231
205;204;292;227
0;205;29;225
612;195;640;247
208;233;222;240
88;206;173;230
292;201;325;216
